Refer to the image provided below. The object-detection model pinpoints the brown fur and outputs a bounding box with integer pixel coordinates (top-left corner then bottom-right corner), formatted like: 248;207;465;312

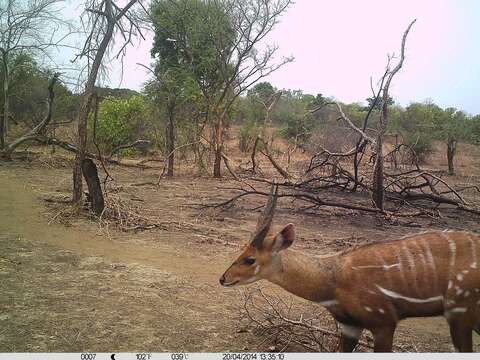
221;227;480;352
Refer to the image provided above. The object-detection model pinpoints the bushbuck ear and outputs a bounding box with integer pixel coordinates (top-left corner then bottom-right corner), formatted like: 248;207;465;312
271;223;295;253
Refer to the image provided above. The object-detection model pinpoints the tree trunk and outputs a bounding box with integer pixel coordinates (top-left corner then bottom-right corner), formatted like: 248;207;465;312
372;98;388;212
447;138;456;175
165;100;175;177
73;1;116;205
213;117;223;178
81;158;104;215
251;136;260;174
0;55;9;149
372;135;384;211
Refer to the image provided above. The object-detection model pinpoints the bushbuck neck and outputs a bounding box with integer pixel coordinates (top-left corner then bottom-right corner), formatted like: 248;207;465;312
267;249;337;304
219;184;480;352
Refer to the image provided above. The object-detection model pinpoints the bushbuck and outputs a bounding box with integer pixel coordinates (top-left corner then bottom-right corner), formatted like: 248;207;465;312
219;184;480;352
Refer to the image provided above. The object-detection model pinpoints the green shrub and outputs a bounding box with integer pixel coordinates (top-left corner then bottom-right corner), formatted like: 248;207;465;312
403;132;433;163
89;95;149;154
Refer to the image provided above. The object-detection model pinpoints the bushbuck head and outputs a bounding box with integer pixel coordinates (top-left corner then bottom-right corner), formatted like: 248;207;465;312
219;183;295;287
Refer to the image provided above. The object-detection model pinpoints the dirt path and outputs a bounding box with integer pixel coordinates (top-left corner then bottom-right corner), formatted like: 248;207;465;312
0;170;254;352
1;165;479;352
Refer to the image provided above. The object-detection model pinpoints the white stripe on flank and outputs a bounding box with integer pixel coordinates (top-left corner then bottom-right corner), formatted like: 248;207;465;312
443;233;456;279
449;307;467;313
352;263;401;270
394;247;408;290
375;285;443;303
468;236;477;269
420;239;438;292
318;300;338;307
402;243;418;294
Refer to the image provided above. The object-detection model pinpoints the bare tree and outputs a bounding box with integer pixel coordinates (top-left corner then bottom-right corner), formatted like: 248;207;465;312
72;0;147;204
209;0;293;177
0;0;70;149
371;19;416;211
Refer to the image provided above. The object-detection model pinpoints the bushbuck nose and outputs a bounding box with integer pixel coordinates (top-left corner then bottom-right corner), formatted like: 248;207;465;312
219;275;225;285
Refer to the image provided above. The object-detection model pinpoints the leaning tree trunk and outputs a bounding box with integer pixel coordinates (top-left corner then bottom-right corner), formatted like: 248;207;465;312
73;1;116;205
81;158;104;215
447;138;456;175
165;99;175;177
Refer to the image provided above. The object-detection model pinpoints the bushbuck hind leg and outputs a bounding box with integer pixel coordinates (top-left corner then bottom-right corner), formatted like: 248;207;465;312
448;320;473;352
337;323;363;352
371;326;395;352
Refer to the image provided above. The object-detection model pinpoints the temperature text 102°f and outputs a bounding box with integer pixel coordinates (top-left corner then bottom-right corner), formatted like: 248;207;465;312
136;353;152;360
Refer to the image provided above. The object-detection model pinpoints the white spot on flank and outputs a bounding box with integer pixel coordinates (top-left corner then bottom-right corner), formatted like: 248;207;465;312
378;308;385;314
449;307;467;313
456;273;464;282
364;306;372;312
462;270;469;274
456;288;463;296
448;280;453;290
375;285;443;303
464;291;470;297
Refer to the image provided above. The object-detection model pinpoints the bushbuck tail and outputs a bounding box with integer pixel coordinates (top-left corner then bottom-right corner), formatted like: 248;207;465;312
219;184;480;352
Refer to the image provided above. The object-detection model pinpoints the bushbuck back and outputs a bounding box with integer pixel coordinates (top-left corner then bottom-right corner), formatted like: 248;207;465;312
219;184;480;352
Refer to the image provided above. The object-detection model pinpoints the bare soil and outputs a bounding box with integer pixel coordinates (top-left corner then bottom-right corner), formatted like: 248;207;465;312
0;150;479;352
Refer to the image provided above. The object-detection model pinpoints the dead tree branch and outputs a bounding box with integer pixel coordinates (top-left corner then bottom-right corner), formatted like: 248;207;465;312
2;73;59;158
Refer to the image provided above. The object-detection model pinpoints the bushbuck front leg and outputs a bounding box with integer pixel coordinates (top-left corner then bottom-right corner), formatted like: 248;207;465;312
372;326;395;352
337;323;362;352
448;320;473;352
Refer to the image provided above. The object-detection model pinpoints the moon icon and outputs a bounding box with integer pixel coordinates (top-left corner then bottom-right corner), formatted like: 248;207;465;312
111;354;116;360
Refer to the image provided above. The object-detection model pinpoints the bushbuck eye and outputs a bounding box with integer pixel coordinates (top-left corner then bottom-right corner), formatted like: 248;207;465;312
243;257;255;265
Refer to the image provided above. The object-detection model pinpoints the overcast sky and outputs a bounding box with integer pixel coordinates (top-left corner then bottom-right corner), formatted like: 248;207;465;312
61;0;480;115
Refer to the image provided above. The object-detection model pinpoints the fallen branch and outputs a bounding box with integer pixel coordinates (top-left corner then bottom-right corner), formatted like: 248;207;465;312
110;139;151;157
261;147;291;179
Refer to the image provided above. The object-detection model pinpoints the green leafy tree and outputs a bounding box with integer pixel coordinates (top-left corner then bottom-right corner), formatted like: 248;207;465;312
470;114;480;144
391;102;438;161
433;107;469;175
275;90;314;147
247;82;275;103
151;0;292;177
91;95;148;154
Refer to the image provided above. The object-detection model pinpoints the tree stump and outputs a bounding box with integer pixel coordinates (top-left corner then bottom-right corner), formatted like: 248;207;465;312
81;158;104;215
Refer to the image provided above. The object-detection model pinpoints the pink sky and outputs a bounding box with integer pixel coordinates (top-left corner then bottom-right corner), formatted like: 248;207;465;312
108;0;480;114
